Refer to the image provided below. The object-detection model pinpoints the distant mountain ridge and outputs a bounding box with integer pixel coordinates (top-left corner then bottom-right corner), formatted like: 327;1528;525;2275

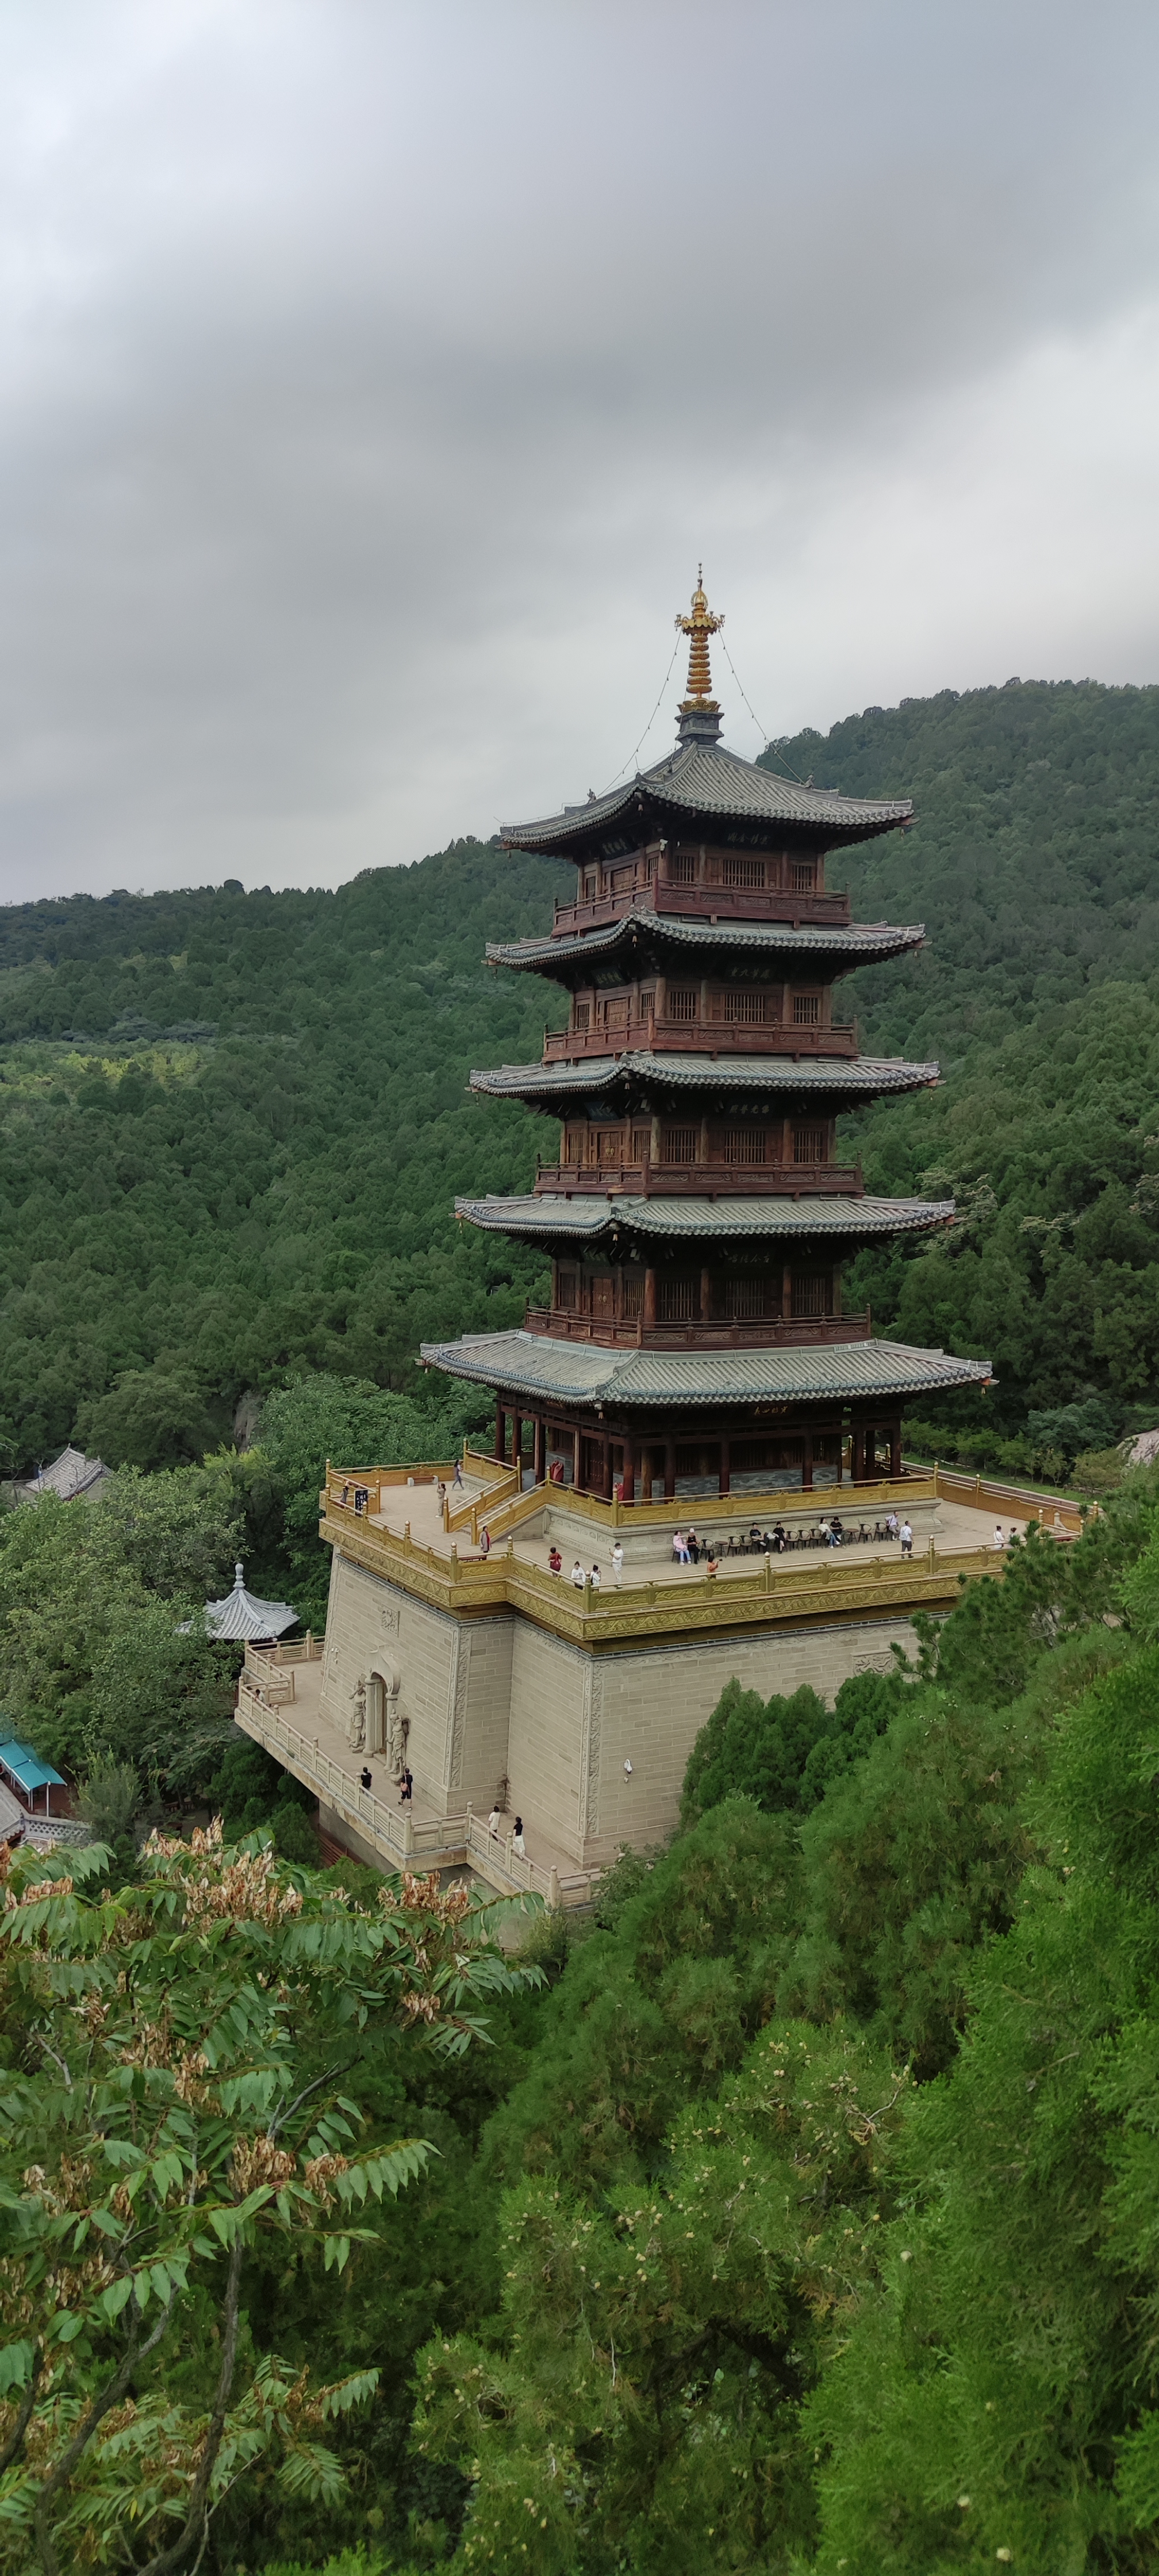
0;679;1156;1473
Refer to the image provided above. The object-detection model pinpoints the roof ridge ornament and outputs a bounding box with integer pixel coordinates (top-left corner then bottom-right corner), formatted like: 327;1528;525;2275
675;569;724;744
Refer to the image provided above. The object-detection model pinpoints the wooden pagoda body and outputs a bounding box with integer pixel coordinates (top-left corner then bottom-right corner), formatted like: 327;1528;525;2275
424;580;991;1505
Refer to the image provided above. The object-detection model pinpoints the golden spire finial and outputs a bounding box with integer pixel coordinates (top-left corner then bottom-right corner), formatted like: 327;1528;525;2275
676;570;724;710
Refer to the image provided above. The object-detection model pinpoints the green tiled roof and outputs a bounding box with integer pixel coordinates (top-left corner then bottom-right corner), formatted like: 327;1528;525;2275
487;912;925;975
421;1329;991;1409
470;1051;939;1104
455;1192;954;1243
502;741;912;856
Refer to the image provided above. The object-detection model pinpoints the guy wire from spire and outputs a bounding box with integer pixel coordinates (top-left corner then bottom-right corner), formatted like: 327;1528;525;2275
719;635;807;783
597;638;681;795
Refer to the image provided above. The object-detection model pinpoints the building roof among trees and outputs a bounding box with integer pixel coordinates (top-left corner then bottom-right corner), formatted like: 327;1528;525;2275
16;1444;111;1505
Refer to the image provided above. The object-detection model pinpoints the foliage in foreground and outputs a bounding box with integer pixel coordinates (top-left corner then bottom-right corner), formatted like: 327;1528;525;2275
0;1824;536;2574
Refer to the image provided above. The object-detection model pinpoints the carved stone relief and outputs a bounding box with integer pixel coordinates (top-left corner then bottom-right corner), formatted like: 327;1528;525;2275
580;1660;604;1840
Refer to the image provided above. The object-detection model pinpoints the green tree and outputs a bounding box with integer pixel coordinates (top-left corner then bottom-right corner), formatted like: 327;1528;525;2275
0;1826;535;2573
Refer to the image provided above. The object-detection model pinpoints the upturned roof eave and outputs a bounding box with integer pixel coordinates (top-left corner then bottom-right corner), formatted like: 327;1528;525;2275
419;1326;992;1409
485;914;926;973
467;1050;941;1100
454;1191;956;1243
501;745;914;857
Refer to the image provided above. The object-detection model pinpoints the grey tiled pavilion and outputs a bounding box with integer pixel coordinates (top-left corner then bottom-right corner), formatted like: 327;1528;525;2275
424;577;990;1504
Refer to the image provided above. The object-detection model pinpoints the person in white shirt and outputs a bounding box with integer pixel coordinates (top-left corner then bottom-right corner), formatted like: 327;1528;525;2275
571;1559;585;1588
993;1523;1005;1550
487;1807;501;1838
611;1541;624;1586
900;1520;913;1557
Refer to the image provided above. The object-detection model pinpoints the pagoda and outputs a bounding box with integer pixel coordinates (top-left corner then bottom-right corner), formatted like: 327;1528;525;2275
423;577;990;1504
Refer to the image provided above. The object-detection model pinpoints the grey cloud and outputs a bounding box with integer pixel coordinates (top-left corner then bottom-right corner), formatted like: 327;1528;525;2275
1;0;1158;897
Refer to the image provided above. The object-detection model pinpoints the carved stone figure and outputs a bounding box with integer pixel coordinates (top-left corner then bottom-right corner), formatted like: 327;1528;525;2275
348;1673;367;1751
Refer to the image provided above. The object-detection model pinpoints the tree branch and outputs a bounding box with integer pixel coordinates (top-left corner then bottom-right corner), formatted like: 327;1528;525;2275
33;2299;173;2576
0;2342;42;2477
268;2060;350;2144
135;2233;244;2576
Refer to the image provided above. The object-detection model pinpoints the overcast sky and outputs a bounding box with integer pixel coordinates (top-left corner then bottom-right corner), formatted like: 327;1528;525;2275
3;0;1159;902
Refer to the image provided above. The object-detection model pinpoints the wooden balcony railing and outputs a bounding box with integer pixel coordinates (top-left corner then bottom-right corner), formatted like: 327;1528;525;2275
523;1307;872;1350
550;881;851;938
542;1016;859;1063
532;1158;863;1198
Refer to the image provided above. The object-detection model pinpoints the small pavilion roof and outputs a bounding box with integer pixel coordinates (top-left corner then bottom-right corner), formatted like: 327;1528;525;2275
486;913;925;976
470;1051;939;1106
502;741;913;860
0;1738;66;1796
421;1328;991;1410
205;1563;298;1643
455;1192;955;1246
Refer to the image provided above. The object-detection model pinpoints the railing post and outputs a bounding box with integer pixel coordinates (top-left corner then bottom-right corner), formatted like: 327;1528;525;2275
548;1865;561;1907
401;1811;414;1857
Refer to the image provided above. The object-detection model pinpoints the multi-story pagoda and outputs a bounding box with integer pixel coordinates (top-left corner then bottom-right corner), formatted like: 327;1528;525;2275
423;577;989;1503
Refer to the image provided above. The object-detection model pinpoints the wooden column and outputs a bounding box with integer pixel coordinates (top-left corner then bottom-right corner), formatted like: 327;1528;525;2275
782;1260;793;1321
852;1423;865;1482
494;1398;506;1465
602;1436;612;1500
534;1416;546;1482
700;1264;712;1321
650;1113;661;1166
512;1412;523;1481
664;1435;677;1501
644;1266;657;1326
889;1420;902;1480
803;1427;814;1492
622;1436;635;1504
573;1425;581;1490
718;1437;731;1498
832;1264;842;1320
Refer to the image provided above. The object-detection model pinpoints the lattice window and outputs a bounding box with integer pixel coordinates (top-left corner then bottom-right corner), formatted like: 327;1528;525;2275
658;1277;699;1322
723;1128;766;1164
621;1277;644;1318
792;860;817;891
630;1126;650;1164
793;1124;827;1164
604;994;630;1029
791;1271;832;1318
723;856;766;887
670;850;697;884
662;1126;697;1164
792;991;821;1025
727;1276;775;1318
611;865;634;892
668;986;699;1021
573;1001;590;1030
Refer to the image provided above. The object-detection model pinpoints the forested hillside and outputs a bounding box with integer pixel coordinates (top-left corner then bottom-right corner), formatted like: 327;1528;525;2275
1;676;1158;1480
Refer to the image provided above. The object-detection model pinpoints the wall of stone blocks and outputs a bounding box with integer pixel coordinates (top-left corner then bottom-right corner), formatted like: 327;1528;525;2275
318;1543;920;1874
507;1623;589;1858
582;1613;919;1863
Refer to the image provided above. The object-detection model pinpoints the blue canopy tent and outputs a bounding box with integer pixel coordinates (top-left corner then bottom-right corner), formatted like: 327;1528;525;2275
0;1738;66;1815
